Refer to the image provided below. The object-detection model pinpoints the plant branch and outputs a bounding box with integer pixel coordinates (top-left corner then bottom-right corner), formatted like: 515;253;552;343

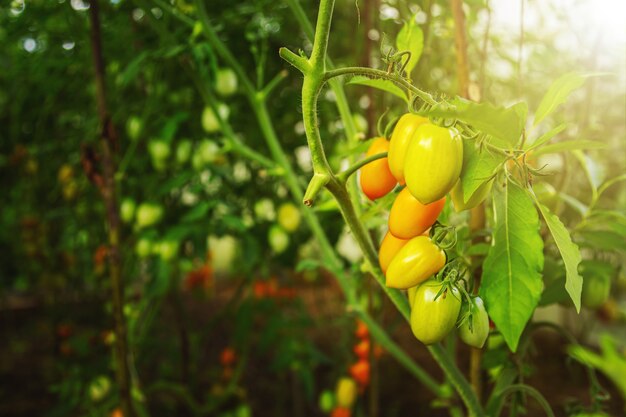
88;1;134;416
337;152;387;184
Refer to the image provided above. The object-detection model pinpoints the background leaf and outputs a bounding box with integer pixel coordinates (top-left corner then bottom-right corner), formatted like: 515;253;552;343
347;76;408;102
395;17;424;74
533;73;592;126
426;98;527;147
480;181;544;352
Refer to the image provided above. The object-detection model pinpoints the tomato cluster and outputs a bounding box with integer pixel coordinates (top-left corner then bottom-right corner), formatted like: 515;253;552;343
361;114;492;347
318;321;384;417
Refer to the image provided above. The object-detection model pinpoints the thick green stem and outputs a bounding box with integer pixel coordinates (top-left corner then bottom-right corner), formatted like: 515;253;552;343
287;0;486;415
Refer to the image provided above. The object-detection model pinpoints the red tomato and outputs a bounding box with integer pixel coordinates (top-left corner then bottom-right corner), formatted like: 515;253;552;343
354;320;369;339
349;359;370;387
220;347;236;367
330;407;352;417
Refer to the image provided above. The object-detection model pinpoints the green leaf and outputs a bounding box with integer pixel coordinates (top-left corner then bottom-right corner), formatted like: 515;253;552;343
576;230;626;252
534;73;597;126
533;139;606;157
480;181;544;352
427;98;527;147
181;200;217;222
459;139;505;203
532;193;583;311
395;17;424;74
347;76;408;102
295;259;320;272
525;124;566;151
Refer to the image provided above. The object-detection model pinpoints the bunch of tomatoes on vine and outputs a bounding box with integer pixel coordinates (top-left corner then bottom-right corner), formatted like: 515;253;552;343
360;114;489;348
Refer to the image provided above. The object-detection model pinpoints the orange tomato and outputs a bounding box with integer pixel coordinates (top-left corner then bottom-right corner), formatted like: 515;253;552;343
388;188;445;239
331;407;352;417
359;138;397;200
353;339;370;360
354;320;369;339
220;347;236;367
349;359;370;387
378;231;409;274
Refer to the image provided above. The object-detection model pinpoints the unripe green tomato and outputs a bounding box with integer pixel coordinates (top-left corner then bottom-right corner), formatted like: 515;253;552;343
120;198;136;223
404;123;463;204
208;235;238;273
319;390;335;413
352;113;368;133
191;152;204;171
198;139;221;163
254;198;276;221
201;104;229;133
157;240;179;261
215;68;238;97
176;140;193;164
148;140;171;171
268;225;290;254
335;377;357;408
450;179;493;212
277;203;301;232
458;296;490;348
89;375;111;402
135;203;163;229
135;238;153;258
234;405;251;417
410;279;462;345
126;116;143;141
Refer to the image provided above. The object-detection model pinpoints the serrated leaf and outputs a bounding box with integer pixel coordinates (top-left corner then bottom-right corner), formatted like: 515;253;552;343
534;73;589;126
480;181;544;352
347;76;408;102
533;194;583;311
525;124;566;151
395;17;424;74
533;139;606;157
427;98;527;147
460;139;505;203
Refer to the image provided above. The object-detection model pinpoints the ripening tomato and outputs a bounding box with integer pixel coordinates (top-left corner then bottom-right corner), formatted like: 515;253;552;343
220;347;237;367
458;296;490;348
277;202;301;232
354;320;369;339
359;137;397;200
349;359;370;386
388;188;445;239
353;339;370;360
411;279;462;344
408;285;418;308
335;377;357;408
450;179;493;212
385;236;446;289
330;407;352;417
388;113;428;184
378;231;409;274
404;123;463;204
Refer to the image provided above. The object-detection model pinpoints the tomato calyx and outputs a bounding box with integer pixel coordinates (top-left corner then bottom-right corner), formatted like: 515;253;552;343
429;221;457;251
